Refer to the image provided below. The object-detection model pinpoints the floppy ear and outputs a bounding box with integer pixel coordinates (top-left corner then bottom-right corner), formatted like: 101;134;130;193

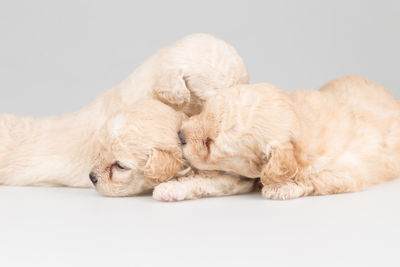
144;148;183;185
260;144;298;186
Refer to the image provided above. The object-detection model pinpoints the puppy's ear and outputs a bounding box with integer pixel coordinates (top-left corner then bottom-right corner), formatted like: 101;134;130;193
144;148;183;185
154;69;191;108
261;144;298;186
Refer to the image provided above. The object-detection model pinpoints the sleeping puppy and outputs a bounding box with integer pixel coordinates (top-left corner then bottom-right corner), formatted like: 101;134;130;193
0;99;183;195
161;76;400;200
92;100;256;199
90;100;186;196
0;34;250;197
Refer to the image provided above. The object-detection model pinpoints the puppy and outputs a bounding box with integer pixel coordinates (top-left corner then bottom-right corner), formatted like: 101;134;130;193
164;76;400;200
0;99;183;193
0;34;249;197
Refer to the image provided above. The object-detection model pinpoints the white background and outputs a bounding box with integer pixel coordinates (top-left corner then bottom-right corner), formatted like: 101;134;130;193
0;1;399;266
0;181;399;267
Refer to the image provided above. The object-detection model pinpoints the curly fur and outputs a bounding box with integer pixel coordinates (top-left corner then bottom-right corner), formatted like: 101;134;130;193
180;76;400;200
0;34;249;197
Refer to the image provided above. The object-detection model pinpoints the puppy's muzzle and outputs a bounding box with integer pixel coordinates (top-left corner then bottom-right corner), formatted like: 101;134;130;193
89;172;98;185
178;130;186;145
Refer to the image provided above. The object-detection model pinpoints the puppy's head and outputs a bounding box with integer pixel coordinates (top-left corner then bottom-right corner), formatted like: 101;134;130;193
91;100;185;197
180;83;298;180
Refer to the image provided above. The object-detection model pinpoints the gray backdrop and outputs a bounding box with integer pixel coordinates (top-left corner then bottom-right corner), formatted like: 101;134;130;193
1;2;400;267
1;0;399;117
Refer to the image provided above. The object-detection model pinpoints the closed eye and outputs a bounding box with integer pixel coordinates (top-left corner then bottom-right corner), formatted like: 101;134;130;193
205;137;213;150
113;162;129;171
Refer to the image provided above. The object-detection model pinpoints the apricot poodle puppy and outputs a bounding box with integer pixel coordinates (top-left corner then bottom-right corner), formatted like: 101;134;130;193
0;34;249;197
173;76;400;200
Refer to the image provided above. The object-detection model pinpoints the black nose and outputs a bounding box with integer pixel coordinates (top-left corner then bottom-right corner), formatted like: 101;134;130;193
178;130;186;145
89;172;98;185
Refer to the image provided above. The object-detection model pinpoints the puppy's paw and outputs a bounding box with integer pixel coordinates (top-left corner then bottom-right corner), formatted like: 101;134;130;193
155;72;191;108
156;87;190;108
262;182;305;200
153;182;188;202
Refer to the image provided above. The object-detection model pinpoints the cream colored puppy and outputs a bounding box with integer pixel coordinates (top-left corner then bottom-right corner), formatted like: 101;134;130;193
0;34;249;197
166;76;400;200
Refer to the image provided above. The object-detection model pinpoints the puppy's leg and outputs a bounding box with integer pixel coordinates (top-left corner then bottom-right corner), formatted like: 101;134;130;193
262;181;312;200
153;171;256;202
262;170;364;200
307;170;366;196
154;69;191;108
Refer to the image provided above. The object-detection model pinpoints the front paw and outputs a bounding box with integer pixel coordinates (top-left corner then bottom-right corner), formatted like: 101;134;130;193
153;182;188;202
156;88;190;108
262;182;305;200
155;71;191;108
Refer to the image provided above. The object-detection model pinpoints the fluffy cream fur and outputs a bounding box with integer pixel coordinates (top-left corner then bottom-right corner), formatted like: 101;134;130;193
172;76;400;200
0;34;250;197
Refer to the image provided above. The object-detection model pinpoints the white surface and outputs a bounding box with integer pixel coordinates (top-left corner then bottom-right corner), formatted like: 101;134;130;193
0;179;399;267
0;1;399;266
